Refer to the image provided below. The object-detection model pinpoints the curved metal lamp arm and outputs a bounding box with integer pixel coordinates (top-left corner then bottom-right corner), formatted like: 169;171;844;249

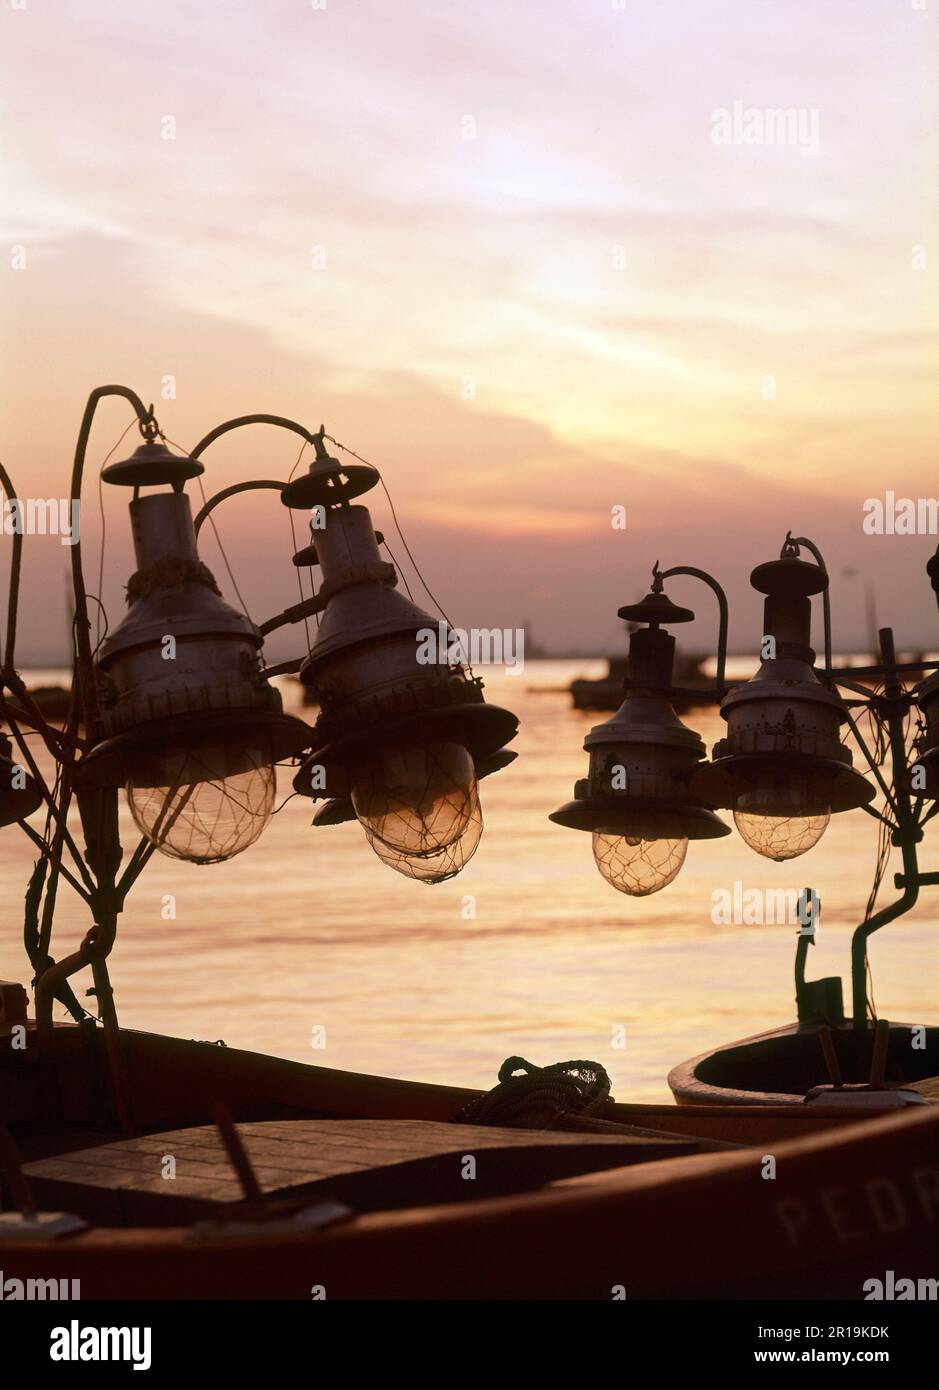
189;414;318;461
189;417;325;646
70;386;154;730
262;656;304;679
786;533;832;678
258;593;326;637
193;479;286;538
657;565;729;695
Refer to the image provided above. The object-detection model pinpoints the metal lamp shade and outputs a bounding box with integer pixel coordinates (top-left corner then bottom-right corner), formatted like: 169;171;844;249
80;708;313;790
280;436;379;509
550;689;729;842
78;491;313;788
691;658;873;815
551;793;727;840
693;550;873;816
305;748;517;818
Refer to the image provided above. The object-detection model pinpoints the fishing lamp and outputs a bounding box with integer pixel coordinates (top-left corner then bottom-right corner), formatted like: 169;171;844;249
287;437;517;877
550;571;729;896
77;434;313;863
0;733;44;826
692;538;873;860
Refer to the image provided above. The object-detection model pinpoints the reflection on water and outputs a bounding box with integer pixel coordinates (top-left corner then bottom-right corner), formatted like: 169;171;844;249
1;662;936;1102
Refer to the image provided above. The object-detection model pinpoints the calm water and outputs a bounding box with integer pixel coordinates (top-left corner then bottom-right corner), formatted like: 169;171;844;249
2;662;937;1103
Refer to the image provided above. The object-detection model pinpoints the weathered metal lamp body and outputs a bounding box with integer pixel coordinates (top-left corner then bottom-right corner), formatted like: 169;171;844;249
550;589;728;894
289;442;517;807
551;599;726;839
284;439;517;871
293;505;515;789
78;442;311;792
692;553;873;844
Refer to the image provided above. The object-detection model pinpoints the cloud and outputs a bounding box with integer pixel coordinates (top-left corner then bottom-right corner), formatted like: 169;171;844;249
1;2;935;659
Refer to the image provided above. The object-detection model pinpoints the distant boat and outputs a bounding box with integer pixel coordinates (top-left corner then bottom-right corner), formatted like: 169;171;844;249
570;651;721;714
12;684;72;720
570;651;933;711
520;619;549;660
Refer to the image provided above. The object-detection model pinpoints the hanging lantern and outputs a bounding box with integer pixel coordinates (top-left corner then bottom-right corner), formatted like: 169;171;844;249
692;542;873;860
550;584;729;896
0;732;44;826
286;437;517;875
77;438;313;863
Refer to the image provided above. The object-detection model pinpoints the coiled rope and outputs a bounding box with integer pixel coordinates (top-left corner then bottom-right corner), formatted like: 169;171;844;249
451;1056;613;1129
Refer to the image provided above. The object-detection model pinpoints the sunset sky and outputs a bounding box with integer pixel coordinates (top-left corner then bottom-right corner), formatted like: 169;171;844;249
1;0;937;662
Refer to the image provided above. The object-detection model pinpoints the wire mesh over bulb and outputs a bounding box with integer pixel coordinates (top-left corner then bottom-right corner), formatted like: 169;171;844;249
351;741;478;856
365;801;483;882
126;745;276;864
591;832;688;896
733;783;830;862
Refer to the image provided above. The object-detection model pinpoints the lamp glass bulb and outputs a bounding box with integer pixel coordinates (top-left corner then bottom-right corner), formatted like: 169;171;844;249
592;831;688;896
127;743;275;864
365;803;483;883
733;782;830;861
351;741;477;855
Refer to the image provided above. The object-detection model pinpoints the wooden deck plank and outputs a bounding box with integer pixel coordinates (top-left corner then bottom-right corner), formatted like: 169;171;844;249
22;1118;700;1222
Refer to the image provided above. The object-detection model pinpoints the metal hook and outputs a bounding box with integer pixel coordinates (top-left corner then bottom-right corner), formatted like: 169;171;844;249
139;405;159;441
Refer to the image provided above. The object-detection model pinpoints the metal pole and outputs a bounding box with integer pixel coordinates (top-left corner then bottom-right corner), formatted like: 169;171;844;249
850;627;921;1030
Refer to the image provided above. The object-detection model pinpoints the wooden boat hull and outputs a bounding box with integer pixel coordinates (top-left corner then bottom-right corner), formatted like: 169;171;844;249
3;1025;936;1299
4;1022;899;1154
2;1103;937;1300
669;1020;939;1106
